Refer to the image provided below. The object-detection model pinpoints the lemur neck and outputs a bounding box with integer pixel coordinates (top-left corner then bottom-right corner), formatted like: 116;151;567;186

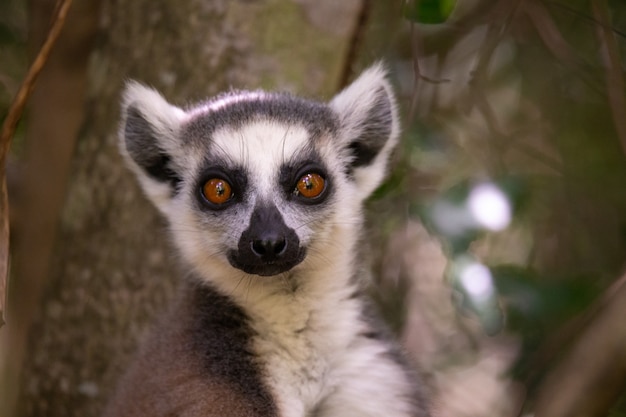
220;228;364;338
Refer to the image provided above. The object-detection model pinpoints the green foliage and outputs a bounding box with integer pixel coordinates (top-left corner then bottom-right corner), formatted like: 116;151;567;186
403;0;457;24
493;265;600;376
394;0;626;412
415;177;527;255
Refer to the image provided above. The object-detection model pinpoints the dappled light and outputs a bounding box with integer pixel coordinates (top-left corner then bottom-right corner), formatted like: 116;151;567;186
467;183;511;232
457;258;495;303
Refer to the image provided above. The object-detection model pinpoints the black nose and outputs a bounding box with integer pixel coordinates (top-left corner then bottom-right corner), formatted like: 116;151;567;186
228;203;305;276
251;236;287;258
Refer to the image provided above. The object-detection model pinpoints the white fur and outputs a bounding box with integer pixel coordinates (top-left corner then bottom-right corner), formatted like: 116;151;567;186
186;91;269;117
330;62;400;200
242;244;417;417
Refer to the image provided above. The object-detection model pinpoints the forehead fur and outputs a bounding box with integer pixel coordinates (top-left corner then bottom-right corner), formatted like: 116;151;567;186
182;91;339;146
208;121;318;166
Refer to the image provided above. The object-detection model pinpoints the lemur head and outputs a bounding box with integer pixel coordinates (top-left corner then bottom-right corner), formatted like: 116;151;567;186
120;63;399;285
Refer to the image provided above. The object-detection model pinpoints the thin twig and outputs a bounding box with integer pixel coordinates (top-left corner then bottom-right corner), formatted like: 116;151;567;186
337;0;371;90
591;0;626;156
548;1;626;39
0;0;73;327
0;0;73;153
408;23;451;121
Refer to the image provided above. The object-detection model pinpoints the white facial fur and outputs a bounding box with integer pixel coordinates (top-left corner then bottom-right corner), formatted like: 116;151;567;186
168;120;356;292
119;63;399;295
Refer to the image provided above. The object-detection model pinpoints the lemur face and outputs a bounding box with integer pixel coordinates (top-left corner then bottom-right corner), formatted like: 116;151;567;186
181;111;342;277
120;64;399;280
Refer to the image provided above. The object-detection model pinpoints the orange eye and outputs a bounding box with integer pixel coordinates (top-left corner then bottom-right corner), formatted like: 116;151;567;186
202;178;233;205
296;173;325;199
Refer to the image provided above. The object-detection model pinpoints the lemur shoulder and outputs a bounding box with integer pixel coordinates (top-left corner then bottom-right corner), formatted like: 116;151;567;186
103;64;431;417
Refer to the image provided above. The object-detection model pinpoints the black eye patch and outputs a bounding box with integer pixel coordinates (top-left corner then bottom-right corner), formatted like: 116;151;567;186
194;164;248;211
279;161;332;206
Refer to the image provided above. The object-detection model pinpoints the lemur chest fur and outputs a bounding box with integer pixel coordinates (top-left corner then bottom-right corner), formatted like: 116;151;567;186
251;297;342;412
201;275;416;417
245;284;358;411
107;63;431;417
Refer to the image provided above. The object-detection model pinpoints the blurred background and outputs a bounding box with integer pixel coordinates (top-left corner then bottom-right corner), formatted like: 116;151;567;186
1;0;625;416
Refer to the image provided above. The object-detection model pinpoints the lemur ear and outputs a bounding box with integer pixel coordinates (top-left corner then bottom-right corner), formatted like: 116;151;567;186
119;82;186;211
329;63;400;199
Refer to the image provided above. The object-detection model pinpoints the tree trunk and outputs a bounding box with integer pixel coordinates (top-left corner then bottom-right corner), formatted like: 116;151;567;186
1;1;363;416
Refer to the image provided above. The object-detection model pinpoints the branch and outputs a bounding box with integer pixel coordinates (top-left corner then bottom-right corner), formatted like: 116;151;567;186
463;0;522;172
533;272;626;417
0;0;73;328
522;0;581;66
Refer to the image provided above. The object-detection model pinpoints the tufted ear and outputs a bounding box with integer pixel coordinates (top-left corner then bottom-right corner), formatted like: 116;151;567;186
119;81;187;212
329;63;400;199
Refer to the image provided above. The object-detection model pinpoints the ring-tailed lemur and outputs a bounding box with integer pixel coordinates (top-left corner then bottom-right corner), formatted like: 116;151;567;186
103;63;431;417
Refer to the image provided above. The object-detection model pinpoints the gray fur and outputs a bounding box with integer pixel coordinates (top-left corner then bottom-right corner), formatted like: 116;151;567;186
182;91;339;147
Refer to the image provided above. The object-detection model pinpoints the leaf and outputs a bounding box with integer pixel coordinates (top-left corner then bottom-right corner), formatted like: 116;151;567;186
403;0;457;24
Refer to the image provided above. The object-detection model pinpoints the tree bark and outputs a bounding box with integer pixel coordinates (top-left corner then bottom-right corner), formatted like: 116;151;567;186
1;1;363;416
